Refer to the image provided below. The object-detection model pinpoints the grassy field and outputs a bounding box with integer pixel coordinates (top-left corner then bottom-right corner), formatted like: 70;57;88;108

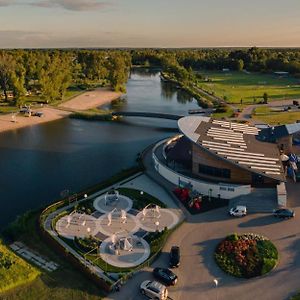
0;88;84;114
1;211;105;300
252;111;300;125
252;106;300;124
197;71;300;104
0;241;40;294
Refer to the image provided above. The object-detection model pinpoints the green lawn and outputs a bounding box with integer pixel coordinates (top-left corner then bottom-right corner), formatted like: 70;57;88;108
197;71;300;104
0;87;84;114
1;211;105;300
0;241;40;294
252;111;300;125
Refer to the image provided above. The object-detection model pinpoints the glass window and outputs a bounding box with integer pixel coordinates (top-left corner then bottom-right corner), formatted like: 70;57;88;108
198;164;231;179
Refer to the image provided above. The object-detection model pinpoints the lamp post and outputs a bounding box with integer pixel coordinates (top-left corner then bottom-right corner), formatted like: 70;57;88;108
208;188;213;202
213;278;218;300
140;191;144;196
155;221;160;232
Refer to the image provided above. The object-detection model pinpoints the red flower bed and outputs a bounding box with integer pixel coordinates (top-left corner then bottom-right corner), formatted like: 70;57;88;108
215;234;278;278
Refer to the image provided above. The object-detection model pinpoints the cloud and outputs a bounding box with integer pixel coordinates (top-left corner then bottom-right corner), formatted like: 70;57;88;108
30;0;111;11
0;0;16;6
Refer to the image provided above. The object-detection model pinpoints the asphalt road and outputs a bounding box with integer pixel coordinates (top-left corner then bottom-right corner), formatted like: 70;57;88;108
106;202;300;300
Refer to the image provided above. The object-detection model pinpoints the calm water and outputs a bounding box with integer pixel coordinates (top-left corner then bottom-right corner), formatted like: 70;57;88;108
0;69;200;227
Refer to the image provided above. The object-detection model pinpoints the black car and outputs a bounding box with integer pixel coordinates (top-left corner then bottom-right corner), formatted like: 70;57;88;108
153;267;178;286
169;246;180;268
273;208;295;219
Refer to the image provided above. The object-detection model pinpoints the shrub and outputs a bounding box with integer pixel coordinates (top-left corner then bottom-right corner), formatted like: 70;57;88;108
261;258;277;275
226;233;239;242
215;233;278;278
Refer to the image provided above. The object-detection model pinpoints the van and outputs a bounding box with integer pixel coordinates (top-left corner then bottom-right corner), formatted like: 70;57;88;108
140;280;168;300
229;205;247;217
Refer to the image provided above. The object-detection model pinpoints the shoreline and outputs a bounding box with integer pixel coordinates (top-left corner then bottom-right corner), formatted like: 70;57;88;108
0;88;122;134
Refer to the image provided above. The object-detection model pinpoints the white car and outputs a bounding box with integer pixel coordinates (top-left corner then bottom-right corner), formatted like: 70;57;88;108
140;280;168;300
229;205;247;217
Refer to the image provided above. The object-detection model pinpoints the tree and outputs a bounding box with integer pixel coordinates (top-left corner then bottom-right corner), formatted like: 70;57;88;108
237;59;244;71
263;92;268;104
0;53;15;102
39;54;72;103
108;54;130;92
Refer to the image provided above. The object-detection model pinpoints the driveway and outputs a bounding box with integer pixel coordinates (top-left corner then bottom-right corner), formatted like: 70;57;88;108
106;206;300;300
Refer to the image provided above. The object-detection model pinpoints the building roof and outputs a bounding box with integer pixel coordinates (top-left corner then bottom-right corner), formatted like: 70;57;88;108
178;116;285;182
258;123;300;142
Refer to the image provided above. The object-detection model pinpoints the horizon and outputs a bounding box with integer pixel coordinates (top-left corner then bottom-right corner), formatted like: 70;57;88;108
0;0;300;48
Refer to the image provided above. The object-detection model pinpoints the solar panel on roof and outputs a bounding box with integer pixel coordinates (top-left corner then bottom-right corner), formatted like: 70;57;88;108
250;166;282;171
208;136;245;141
266;171;281;175
205;147;246;154
235;161;279;168
221;152;278;160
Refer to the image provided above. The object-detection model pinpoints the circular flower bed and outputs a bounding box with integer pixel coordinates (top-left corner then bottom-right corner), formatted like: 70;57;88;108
215;233;278;278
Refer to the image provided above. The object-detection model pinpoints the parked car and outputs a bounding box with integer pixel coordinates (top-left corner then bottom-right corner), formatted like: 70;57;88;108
169;246;180;268
273;208;295;219
140;280;168;300
153;267;178;286
32;111;44;117
229;205;247;217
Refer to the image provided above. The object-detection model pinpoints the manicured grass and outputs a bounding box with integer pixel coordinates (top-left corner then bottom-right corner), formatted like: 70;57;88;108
215;233;278;278
0;103;18;114
1;211;105;299
253;111;300;125
212;107;234;119
197;71;300;104
253;106;272;115
0;240;40;293
118;188;166;210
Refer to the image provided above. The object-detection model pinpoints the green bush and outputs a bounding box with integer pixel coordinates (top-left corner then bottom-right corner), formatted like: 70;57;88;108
261;258;277;275
215;233;278;278
226;233;239;242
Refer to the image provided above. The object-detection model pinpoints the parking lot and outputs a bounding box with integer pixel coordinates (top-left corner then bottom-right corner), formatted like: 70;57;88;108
106;198;300;300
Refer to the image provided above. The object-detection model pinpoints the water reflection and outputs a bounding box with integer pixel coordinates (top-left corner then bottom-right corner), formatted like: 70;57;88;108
0;68;201;227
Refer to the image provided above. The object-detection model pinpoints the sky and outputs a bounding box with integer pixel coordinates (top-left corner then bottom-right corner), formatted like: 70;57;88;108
0;0;300;48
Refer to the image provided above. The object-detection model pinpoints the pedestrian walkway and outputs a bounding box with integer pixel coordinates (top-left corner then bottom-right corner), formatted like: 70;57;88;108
10;241;59;272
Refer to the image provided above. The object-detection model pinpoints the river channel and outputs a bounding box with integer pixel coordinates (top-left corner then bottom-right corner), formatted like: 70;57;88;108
0;68;200;227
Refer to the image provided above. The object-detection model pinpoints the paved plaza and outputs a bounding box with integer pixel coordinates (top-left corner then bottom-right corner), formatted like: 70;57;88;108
97;212;140;236
136;208;179;232
56;212;98;239
54;185;182;269
100;235;150;268
93;193;133;213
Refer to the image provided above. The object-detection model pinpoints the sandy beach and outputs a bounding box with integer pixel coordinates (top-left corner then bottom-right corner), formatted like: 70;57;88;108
58;88;122;111
0;88;122;134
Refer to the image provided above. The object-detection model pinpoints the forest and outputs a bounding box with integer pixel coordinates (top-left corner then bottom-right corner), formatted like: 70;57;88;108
0;47;300;107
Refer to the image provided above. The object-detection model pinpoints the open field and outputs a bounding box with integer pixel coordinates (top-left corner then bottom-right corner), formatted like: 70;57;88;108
0;241;40;294
197;71;300;104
